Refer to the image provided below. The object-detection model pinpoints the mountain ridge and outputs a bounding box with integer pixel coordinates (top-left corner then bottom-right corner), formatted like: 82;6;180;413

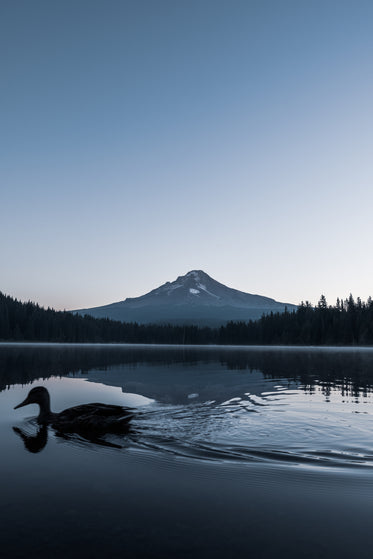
74;270;297;326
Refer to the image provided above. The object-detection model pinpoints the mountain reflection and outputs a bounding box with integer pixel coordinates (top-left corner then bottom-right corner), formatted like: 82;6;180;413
2;344;373;399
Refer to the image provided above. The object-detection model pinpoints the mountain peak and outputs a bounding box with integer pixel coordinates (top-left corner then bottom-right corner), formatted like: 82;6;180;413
179;270;209;281
185;269;206;276
75;270;296;326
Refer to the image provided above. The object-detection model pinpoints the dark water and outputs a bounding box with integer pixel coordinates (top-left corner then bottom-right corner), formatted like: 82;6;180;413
2;344;373;558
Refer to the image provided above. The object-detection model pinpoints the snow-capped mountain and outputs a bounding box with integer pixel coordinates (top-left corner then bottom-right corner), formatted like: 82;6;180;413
74;270;296;326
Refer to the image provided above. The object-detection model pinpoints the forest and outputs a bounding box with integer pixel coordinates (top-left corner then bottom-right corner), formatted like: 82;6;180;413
1;291;373;346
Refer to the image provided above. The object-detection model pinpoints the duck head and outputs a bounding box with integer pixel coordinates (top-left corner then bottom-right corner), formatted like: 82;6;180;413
14;386;51;414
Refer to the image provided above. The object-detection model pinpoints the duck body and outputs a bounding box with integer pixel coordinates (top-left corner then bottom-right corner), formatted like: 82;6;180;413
51;402;134;435
15;386;134;437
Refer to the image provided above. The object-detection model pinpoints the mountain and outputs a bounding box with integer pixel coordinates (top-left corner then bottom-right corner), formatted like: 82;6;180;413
74;270;297;326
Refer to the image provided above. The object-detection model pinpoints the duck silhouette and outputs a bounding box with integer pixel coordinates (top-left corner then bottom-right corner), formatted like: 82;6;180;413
14;386;134;438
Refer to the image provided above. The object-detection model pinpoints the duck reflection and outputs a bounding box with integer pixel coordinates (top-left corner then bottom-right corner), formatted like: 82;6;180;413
13;425;48;453
13;423;125;452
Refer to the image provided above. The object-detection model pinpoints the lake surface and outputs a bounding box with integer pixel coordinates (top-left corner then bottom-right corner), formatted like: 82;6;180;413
2;343;373;558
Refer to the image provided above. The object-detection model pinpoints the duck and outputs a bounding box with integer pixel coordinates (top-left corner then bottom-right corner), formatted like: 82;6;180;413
14;386;134;437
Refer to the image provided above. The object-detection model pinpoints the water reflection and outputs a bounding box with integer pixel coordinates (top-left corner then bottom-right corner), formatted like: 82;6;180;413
3;344;373;559
13;419;133;452
12;415;135;453
4;343;373;467
1;343;373;398
13;424;48;453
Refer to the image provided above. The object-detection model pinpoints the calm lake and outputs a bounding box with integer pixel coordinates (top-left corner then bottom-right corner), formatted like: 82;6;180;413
2;343;373;558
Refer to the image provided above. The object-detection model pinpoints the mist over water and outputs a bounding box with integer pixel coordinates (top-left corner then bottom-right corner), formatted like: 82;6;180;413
2;344;373;558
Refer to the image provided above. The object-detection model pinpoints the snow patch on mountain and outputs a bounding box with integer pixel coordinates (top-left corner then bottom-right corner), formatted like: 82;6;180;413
196;282;220;299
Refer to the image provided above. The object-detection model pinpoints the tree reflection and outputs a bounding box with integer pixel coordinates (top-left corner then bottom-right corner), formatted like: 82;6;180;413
2;344;373;399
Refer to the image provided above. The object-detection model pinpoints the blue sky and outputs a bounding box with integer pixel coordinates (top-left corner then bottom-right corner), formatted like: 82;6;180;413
1;0;372;310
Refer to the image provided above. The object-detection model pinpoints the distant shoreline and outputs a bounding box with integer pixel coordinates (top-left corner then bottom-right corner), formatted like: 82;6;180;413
2;291;373;346
1;341;373;351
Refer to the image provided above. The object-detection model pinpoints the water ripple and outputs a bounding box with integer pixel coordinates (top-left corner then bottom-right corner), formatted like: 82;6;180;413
125;391;373;469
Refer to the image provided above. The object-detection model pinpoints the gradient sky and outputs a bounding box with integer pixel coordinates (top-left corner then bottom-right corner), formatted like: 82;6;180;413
1;0;372;310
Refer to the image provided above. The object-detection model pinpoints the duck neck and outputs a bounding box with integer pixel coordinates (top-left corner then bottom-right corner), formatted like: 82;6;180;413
37;394;53;424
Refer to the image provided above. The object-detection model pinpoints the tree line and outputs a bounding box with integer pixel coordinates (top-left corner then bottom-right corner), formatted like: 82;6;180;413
1;291;373;345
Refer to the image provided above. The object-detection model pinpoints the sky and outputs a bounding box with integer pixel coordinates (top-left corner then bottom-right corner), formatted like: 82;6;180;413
1;0;372;310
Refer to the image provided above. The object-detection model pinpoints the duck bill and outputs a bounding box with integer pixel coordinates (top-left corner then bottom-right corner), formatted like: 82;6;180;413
14;397;31;410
